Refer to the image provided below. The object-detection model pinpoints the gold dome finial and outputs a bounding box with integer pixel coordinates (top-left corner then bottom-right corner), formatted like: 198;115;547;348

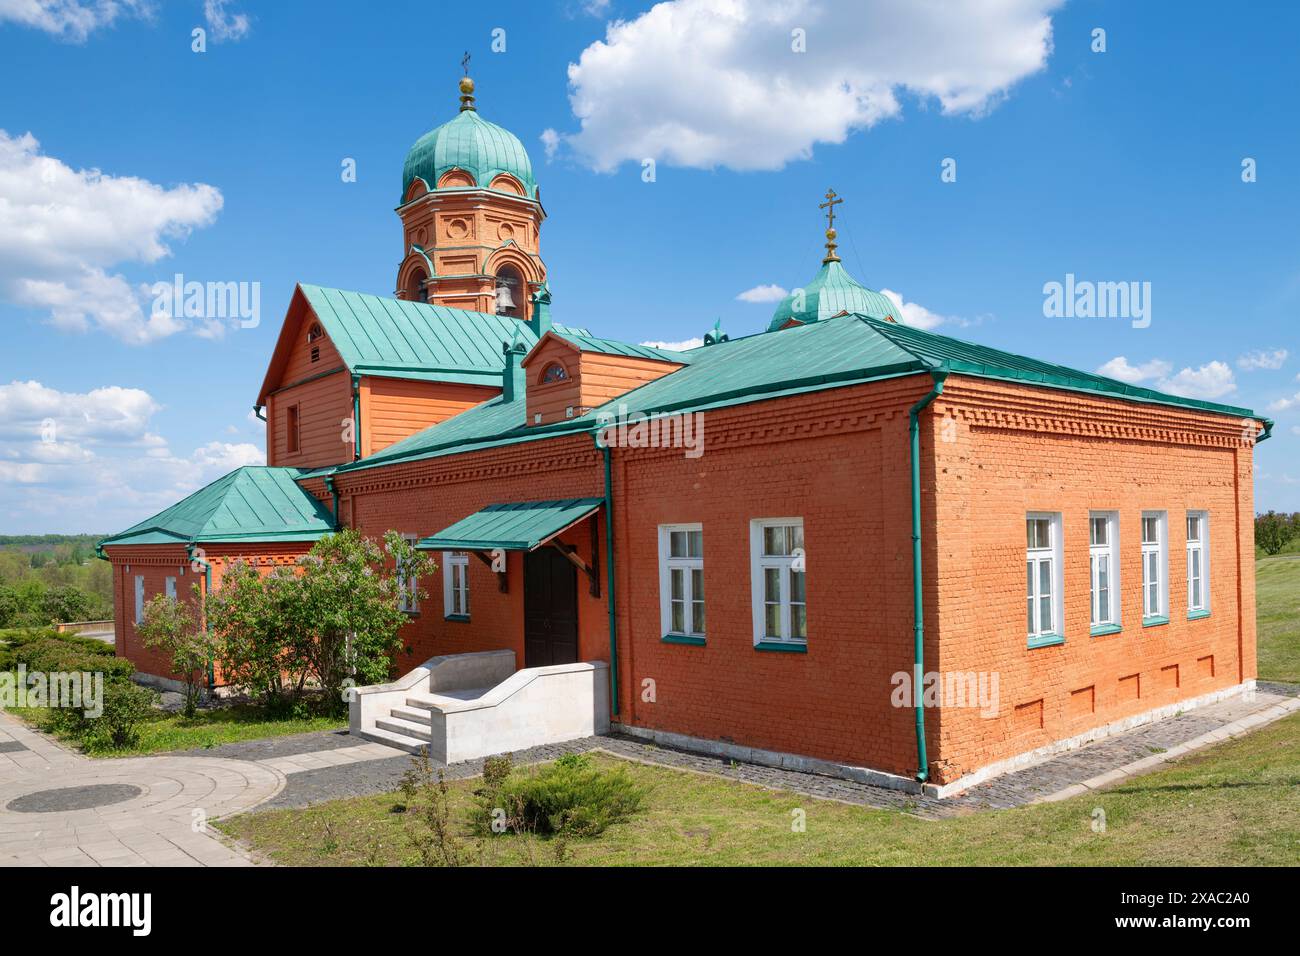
459;52;476;111
819;188;843;262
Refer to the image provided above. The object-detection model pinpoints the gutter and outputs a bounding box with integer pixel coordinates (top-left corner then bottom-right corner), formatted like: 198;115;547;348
351;374;362;461
252;405;266;422
595;431;620;717
186;544;216;692
1257;418;1275;443
908;370;948;783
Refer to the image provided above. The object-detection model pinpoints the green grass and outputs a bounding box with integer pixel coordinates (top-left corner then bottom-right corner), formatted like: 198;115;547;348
220;711;1300;867
8;702;344;756
1256;555;1300;683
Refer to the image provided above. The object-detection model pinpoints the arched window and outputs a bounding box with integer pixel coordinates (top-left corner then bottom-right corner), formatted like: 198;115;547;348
494;265;523;317
541;362;568;384
306;322;323;343
407;269;428;303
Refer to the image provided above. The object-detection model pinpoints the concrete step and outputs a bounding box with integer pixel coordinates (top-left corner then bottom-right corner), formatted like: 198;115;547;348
390;705;433;724
353;725;428;755
376;714;434;742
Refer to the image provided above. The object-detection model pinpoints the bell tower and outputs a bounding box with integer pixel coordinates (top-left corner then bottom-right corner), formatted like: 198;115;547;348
394;67;547;324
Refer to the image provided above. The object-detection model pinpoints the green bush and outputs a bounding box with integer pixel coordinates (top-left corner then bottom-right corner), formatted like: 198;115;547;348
8;637;132;683
478;753;647;837
83;682;158;751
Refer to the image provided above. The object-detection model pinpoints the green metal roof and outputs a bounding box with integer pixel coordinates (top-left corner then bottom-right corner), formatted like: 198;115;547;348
402;108;537;201
416;498;603;552
315;313;1264;480
548;330;693;364
298;285;587;386
98;467;336;550
768;259;899;331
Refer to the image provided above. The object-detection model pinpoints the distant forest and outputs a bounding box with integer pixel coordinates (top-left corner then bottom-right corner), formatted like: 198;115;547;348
0;534;114;628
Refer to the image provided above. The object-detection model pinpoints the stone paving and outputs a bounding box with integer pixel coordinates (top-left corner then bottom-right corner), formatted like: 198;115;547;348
2;682;1296;864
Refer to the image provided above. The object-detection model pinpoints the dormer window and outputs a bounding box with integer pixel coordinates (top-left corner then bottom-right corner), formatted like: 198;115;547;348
307;322;323;343
541;362;568;384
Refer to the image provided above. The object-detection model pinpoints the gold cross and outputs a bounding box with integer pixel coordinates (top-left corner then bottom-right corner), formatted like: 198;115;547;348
819;188;843;231
461;51;471;75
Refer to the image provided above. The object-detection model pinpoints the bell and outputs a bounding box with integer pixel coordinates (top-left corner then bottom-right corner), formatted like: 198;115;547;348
495;283;516;312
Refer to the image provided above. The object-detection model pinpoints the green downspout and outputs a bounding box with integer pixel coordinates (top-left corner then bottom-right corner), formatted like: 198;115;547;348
187;545;215;692
909;370;947;783
323;474;340;530
596;432;620;716
351;375;362;461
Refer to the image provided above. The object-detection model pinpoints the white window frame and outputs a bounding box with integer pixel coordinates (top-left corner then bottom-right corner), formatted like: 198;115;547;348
397;534;419;614
134;575;145;625
165;576;177;603
749;518;807;647
1141;510;1169;622
657;524;705;641
1186;510;1209;616
1026;513;1064;646
1088;511;1120;632
442;551;470;620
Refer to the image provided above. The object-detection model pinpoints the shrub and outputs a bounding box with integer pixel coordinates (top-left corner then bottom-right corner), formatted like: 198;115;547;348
8;637;133;683
478;753;647;837
137;589;216;718
1256;510;1296;556
83;681;158;751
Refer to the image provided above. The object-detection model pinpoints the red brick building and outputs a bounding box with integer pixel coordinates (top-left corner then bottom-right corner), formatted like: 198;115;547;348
100;79;1272;795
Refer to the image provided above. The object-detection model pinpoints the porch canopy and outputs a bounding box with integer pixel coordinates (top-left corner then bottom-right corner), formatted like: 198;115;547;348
415;498;604;595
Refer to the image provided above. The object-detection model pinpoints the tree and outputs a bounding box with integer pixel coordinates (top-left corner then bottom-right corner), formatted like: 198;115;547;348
137;586;217;717
291;530;433;714
206;560;308;712
1255;510;1295;556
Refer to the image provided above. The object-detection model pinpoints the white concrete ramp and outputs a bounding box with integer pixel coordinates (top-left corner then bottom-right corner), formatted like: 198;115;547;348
349;650;610;761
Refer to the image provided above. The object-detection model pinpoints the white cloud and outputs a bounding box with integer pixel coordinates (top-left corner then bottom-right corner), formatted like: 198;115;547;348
1269;392;1300;413
640;337;705;351
558;0;1062;171
540;128;561;162
1096;356;1237;400
1096;356;1173;385
880;289;953;331
0;379;265;533
0;0;153;43
736;283;788;303
1236;348;1288;371
0;130;223;344
203;0;249;42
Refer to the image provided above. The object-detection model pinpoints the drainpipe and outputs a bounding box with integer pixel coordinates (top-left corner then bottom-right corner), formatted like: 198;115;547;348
323;474;340;530
909;370;948;783
1256;418;1274;443
252;405;266;422
187;545;215;692
351;375;362;460
596;431;620;717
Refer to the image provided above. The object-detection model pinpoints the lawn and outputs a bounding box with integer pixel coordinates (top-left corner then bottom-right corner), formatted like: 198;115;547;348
9;703;344;756
1256;554;1300;683
220;709;1300;867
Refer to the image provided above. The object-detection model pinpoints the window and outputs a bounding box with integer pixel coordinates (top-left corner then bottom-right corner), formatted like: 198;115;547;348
541;362;568;384
134;575;145;625
1187;511;1209;617
1141;511;1168;624
1089;512;1120;633
1026;513;1064;647
286;404;300;454
443;551;470;619
658;525;704;643
397;535;419;613
165;576;177;603
307;322;324;343
750;518;806;650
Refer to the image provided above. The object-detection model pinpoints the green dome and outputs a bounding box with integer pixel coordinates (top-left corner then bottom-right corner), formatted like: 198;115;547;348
767;259;900;331
402;109;538;201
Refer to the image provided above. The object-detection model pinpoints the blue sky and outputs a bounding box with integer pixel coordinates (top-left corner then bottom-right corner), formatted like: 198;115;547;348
0;0;1297;534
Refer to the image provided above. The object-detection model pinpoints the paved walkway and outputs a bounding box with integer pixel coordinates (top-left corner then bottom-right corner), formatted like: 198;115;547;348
3;683;1297;864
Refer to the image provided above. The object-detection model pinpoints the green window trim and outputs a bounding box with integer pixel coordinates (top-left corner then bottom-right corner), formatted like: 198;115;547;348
444;613;470;623
661;634;706;647
1027;632;1065;649
754;640;808;654
1187;608;1211;620
1142;614;1170;628
1090;623;1123;637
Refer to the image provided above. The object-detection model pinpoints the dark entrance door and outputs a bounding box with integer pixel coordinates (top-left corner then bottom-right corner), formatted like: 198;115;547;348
524;547;579;668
